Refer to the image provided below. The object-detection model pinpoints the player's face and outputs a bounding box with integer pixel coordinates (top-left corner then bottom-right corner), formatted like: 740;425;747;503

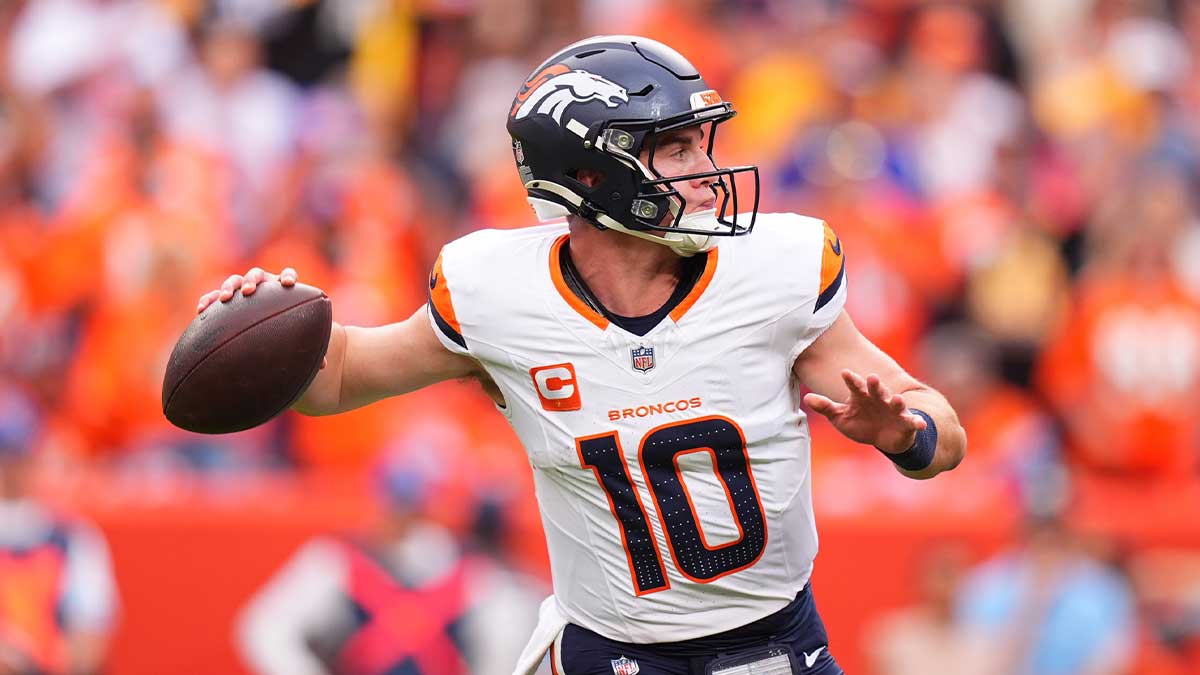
641;124;718;215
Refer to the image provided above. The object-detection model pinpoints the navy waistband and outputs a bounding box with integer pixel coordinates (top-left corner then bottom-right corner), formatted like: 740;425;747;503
663;584;814;653
567;585;820;659
561;584;834;673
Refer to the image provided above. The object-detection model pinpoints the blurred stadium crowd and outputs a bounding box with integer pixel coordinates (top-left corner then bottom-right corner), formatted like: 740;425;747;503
1;0;1199;673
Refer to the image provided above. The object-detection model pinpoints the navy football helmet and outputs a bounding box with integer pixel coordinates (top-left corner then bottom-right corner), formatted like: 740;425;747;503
505;35;759;255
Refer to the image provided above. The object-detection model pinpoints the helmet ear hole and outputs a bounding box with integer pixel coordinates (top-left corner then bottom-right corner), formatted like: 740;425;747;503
572;168;606;188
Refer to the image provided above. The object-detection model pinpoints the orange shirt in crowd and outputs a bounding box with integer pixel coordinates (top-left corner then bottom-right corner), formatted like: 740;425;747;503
837;229;930;369
278;155;435;468
337;156;428;319
1130;629;1194;675
1038;275;1200;475
816;189;945;365
954;385;1054;474
60;292;180;453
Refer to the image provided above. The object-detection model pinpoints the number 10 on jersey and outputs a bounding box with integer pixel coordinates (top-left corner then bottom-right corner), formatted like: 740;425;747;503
576;415;767;595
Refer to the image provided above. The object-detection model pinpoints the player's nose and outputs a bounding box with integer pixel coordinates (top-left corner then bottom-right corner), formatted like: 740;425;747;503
687;153;718;187
690;173;716;193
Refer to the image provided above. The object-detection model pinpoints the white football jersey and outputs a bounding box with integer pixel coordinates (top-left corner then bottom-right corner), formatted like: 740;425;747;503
427;212;847;643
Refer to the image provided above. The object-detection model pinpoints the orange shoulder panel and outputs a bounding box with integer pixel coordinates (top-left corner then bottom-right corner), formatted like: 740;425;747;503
819;222;845;297
428;252;463;336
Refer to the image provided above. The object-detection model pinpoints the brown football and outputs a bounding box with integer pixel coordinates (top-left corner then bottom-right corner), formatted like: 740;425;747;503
162;281;332;434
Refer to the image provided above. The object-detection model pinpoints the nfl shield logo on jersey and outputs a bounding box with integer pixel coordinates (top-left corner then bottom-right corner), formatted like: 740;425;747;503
631;345;655;373
611;656;640;675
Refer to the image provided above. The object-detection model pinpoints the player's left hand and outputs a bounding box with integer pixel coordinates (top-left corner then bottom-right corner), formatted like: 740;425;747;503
803;369;927;453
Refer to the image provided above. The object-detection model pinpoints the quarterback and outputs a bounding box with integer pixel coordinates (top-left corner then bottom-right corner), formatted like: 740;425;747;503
198;36;966;675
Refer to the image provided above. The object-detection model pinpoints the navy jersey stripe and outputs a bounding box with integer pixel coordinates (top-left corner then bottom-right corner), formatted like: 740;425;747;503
814;260;844;313
428;295;467;348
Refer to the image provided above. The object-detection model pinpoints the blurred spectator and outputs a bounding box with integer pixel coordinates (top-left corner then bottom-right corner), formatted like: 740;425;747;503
866;543;996;675
818;187;938;365
956;470;1138;675
964;220;1071;352
157;12;300;255
1126;548;1200;673
0;384;119;675
459;493;548;675
236;453;542;675
917;322;1060;488
1037;165;1200;476
7;0;189;208
899;3;1024;200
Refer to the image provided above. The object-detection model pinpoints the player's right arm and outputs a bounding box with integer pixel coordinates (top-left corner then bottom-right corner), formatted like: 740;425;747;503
196;267;482;416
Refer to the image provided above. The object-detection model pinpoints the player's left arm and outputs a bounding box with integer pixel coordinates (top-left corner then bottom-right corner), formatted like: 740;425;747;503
792;310;966;479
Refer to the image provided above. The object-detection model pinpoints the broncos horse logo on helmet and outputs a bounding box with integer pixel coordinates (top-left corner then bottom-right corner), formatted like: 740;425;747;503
510;66;630;124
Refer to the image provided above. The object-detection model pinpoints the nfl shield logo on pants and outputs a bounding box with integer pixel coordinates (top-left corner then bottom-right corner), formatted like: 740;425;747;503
611;656;640;675
631;345;655;373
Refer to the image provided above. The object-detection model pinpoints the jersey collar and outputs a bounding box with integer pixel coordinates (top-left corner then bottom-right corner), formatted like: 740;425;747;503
548;234;719;331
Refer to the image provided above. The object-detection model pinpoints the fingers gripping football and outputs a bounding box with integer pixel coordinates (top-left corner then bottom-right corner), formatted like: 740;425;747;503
194;267;321;369
197;267;298;314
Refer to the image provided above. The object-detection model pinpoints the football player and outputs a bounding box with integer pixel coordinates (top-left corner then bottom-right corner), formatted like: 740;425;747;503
199;36;966;675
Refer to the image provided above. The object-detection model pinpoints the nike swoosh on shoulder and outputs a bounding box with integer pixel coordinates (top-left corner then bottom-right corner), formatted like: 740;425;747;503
803;646;826;668
829;237;841;256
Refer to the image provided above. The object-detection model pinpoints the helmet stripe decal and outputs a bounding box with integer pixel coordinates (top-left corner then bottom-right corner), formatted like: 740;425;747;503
510;64;571;115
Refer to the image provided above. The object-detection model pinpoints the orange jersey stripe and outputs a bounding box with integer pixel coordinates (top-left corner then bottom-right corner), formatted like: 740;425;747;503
549;235;610;330
669;247;719;322
819;222;845;298
429;252;463;335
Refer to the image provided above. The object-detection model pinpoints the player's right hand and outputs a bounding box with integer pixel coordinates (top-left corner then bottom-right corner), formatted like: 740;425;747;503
195;267;326;370
196;267;298;314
